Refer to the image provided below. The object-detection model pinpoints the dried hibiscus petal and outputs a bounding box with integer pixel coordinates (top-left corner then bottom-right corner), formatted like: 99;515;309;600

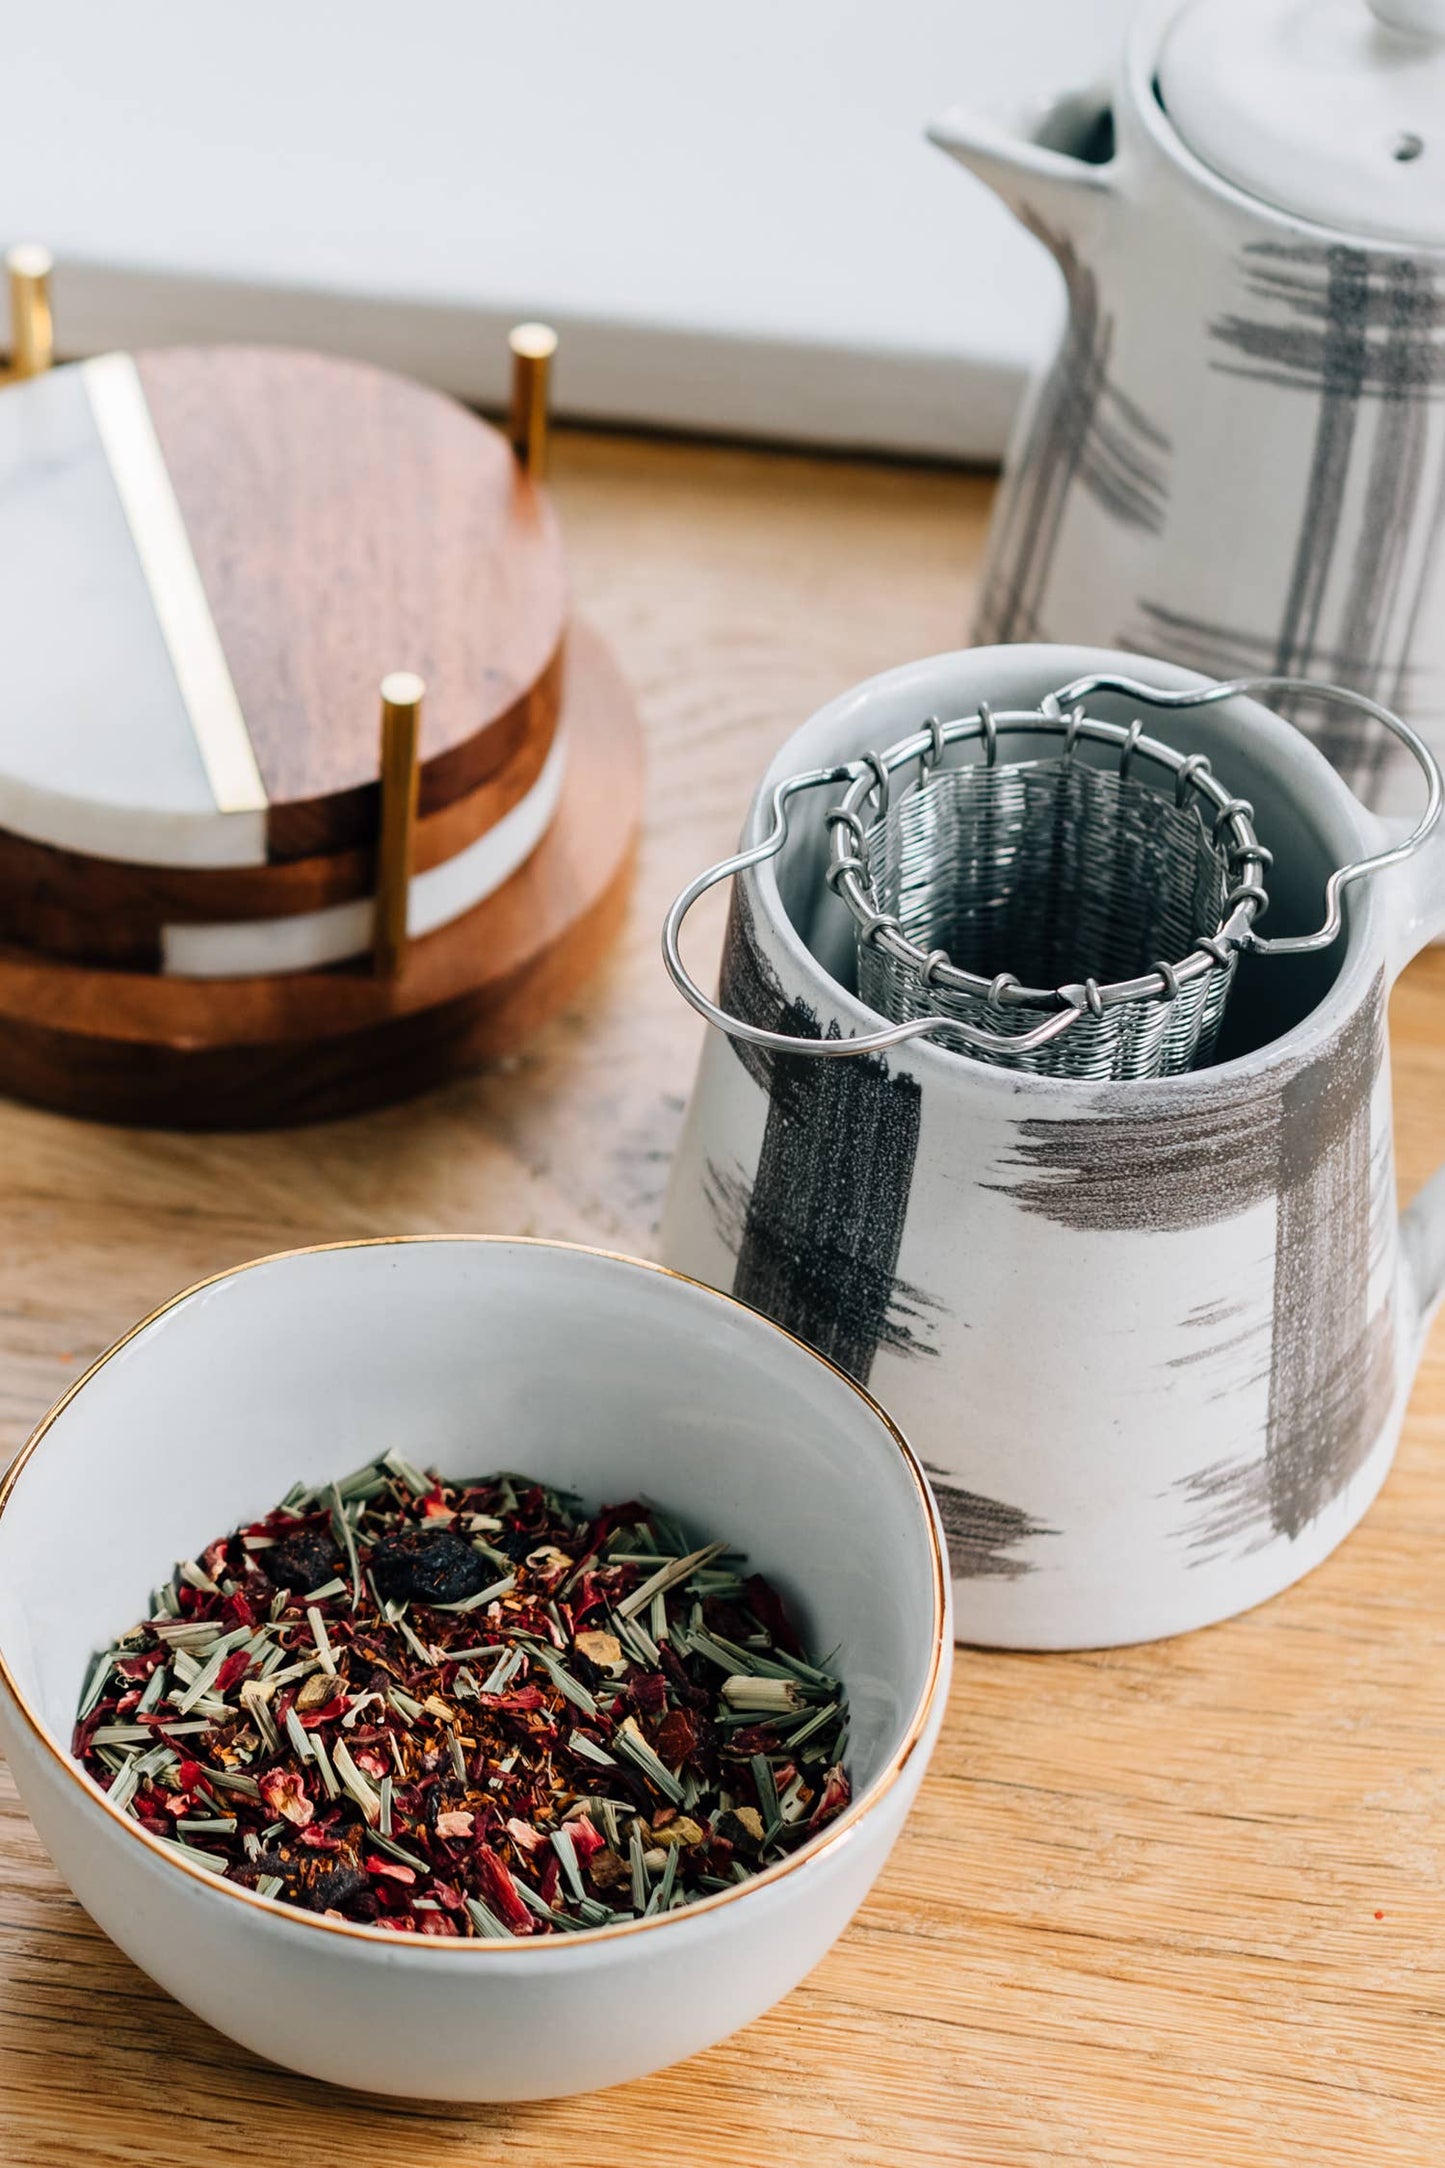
215;1650;251;1693
654;1708;700;1769
259;1768;314;1827
808;1764;852;1829
365;1857;417;1885
475;1845;535;1935
567;1814;605;1863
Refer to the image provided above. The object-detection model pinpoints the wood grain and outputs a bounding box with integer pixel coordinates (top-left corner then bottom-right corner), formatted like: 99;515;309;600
134;346;569;855
0;677;560;966
1;431;1442;2167
0;625;639;1126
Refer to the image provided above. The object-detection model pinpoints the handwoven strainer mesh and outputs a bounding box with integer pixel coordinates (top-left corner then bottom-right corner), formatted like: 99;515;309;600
663;671;1442;1084
857;758;1237;1079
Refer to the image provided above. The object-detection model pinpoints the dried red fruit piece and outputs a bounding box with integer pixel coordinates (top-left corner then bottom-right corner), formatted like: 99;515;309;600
481;1684;546;1714
808;1764;851;1829
215;1650;251;1693
475;1845;535;1935
654;1708;699;1769
366;1856;417;1885
297;1697;349;1729
568;1815;605;1863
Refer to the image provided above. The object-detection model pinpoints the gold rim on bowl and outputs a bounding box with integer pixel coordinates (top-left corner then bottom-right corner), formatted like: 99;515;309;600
0;1235;949;1953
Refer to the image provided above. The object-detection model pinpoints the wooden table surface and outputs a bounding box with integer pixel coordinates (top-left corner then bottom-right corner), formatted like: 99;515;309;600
2;432;1443;2167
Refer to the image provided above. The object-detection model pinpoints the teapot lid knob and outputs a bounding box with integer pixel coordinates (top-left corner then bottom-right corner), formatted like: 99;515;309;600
1158;0;1445;247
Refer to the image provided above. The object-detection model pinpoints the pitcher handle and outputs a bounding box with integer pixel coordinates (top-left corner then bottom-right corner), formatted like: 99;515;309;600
662;763;1086;1061
1049;672;1444;956
1390;829;1445;1329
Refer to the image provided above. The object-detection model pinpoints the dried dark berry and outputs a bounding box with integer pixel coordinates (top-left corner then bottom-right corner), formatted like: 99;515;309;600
298;1859;370;1913
264;1527;342;1594
257;1847;370;1915
491;1527;535;1564
371;1525;489;1606
715;1808;764;1859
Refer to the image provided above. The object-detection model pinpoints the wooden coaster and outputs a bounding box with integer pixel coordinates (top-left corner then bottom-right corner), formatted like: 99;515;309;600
0;624;641;1127
0;675;560;969
0;345;567;867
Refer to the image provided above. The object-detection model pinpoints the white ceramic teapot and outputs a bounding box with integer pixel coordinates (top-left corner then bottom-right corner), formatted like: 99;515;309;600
931;0;1445;817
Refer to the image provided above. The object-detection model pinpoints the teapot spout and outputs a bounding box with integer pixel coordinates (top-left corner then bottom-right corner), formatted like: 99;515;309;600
928;86;1117;245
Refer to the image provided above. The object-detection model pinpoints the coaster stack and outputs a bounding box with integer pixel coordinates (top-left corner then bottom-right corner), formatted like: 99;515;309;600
0;251;642;1127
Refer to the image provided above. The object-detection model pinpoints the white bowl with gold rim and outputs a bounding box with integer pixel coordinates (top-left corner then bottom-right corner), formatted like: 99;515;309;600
0;1237;949;2101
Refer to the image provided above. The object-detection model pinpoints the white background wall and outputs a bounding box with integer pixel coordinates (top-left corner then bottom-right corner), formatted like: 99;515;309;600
3;1;1137;455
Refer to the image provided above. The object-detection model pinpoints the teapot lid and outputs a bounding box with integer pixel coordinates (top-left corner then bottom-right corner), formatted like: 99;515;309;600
1158;0;1445;246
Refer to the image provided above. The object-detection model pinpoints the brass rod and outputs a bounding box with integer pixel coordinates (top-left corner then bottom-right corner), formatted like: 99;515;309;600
6;244;54;380
373;671;425;978
507;322;558;478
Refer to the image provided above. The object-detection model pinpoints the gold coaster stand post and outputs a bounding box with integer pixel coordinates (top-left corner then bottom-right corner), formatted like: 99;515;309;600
5;244;53;381
373;671;425;978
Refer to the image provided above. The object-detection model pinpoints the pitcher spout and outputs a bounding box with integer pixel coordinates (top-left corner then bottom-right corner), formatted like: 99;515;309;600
928;84;1118;245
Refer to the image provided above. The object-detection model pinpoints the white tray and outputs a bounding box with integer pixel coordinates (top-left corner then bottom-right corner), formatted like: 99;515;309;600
2;0;1133;457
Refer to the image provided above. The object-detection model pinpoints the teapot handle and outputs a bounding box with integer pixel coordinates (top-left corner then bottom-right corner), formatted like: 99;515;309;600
1391;829;1445;1331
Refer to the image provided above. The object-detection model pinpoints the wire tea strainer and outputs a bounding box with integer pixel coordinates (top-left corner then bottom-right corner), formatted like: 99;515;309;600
664;671;1442;1081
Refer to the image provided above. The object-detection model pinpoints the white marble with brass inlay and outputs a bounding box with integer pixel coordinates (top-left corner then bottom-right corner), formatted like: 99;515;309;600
0;359;269;867
81;354;267;825
160;726;568;977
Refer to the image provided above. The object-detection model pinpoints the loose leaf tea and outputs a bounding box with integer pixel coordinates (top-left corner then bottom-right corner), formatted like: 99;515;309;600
72;1461;852;1936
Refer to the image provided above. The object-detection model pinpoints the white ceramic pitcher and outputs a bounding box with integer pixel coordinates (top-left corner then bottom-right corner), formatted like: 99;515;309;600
931;0;1445;817
661;645;1445;1648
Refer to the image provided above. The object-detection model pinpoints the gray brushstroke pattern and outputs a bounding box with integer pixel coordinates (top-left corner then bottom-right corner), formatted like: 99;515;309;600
1180;242;1445;797
994;977;1392;1553
975;219;1169;646
923;1467;1055;1582
706;886;940;1378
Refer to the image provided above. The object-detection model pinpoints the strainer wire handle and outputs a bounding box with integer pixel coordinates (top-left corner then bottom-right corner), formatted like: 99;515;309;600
1049;672;1444;955
661;763;1085;1059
